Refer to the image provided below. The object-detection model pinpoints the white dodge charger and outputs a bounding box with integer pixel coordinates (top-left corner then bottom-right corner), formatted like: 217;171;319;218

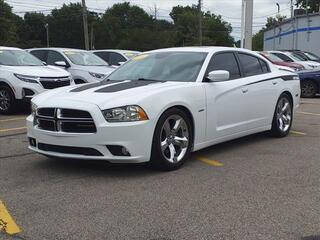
27;47;300;170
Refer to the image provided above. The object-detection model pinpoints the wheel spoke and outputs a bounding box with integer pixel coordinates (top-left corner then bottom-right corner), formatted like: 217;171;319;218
281;102;289;113
173;136;188;147
168;144;177;162
279;117;284;130
161;140;168;151
172;119;182;132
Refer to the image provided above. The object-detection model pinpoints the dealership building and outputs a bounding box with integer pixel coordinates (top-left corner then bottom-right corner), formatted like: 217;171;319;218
263;13;320;55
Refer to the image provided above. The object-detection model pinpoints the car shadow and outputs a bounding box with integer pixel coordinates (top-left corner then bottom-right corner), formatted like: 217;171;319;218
33;131;271;178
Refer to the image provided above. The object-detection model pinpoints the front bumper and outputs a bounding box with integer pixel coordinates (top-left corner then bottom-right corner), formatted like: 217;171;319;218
26;104;154;163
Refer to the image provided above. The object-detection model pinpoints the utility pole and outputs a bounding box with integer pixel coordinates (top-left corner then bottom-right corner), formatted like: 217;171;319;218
198;0;202;46
290;0;294;18
241;0;253;50
154;4;158;20
81;0;89;50
45;23;49;47
90;25;94;50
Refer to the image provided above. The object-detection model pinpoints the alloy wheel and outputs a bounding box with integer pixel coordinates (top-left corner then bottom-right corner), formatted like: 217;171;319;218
160;115;189;163
301;81;316;97
276;97;292;132
0;89;11;111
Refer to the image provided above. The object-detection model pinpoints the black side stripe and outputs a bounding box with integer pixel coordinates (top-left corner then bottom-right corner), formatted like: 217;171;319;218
70;80;124;92
95;80;164;93
244;75;298;86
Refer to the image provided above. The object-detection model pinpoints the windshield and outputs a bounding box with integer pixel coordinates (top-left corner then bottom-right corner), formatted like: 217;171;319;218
64;51;108;66
304;52;320;61
289;53;305;61
107;52;207;82
0;50;43;66
261;52;284;62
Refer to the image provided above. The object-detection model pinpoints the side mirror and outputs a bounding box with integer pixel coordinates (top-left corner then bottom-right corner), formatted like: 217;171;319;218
42;61;47;66
206;70;230;82
54;61;68;68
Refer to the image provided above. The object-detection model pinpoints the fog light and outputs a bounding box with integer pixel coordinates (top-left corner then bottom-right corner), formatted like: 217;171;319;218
28;137;36;147
121;147;130;156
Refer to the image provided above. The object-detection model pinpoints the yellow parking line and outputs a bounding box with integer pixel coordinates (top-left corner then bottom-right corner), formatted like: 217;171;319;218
297;111;320;117
290;130;306;136
0;127;27;133
0;200;21;235
196;156;224;167
0;117;26;123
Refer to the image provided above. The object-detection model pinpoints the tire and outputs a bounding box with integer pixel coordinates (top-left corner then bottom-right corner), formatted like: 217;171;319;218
301;80;317;98
149;108;193;171
0;85;16;114
271;93;293;138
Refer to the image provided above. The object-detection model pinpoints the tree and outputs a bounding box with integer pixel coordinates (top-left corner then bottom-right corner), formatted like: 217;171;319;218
170;5;234;46
252;30;264;51
19;12;47;48
0;0;21;46
296;0;320;13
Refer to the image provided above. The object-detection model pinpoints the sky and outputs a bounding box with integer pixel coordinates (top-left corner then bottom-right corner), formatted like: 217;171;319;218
6;0;293;40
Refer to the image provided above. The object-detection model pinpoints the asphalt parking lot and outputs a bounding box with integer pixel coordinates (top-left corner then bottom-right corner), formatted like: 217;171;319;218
1;98;320;240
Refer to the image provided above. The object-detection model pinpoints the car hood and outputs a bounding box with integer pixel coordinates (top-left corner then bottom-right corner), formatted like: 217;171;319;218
72;65;116;74
32;80;189;109
0;65;70;77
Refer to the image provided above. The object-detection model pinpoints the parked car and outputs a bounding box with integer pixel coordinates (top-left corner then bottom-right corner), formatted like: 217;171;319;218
283;50;320;63
268;51;320;70
259;51;305;72
27;47;300;170
298;70;320;98
0;46;73;114
28;48;115;84
91;49;140;67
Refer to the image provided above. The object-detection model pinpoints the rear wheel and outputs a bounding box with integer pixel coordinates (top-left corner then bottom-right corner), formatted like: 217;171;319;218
0;85;16;114
271;93;293;138
149;108;193;171
301;80;317;98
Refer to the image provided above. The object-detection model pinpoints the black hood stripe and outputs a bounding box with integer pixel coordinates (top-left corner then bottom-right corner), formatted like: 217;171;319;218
95;80;164;93
70;80;124;92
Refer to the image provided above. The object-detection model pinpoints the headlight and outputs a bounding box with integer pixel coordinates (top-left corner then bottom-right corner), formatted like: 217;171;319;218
89;72;106;79
31;102;38;116
102;105;149;122
14;74;39;84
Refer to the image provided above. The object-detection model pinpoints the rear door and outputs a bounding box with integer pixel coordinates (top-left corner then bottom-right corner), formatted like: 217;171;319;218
237;52;279;129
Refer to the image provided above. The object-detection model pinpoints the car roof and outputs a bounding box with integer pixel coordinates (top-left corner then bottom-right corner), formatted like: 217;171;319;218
0;46;23;50
28;47;88;52
92;49;141;54
145;46;259;54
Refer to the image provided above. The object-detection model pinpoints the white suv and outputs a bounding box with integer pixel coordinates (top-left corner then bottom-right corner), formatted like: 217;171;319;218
28;48;115;84
0;46;72;114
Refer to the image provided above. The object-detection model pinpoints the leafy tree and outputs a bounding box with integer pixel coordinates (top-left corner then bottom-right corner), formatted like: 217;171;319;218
296;0;320;13
252;30;264;51
0;0;21;46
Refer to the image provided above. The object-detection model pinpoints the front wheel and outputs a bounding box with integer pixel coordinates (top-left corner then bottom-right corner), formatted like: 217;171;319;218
271;93;293;138
0;85;16;114
149;108;193;171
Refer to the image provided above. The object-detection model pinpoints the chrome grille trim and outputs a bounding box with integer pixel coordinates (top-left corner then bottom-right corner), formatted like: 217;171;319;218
35;108;96;133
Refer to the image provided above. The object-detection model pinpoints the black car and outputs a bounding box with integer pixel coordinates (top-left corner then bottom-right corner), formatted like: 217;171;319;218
298;70;320;98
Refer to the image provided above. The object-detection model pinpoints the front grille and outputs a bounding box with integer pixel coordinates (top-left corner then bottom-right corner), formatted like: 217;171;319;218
35;108;96;133
40;77;70;89
38;143;103;156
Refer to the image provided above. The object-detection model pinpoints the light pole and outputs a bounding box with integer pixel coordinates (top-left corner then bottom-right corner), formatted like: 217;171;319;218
276;3;280;14
45;23;49;47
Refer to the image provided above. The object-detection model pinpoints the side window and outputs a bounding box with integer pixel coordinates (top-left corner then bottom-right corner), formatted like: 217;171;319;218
238;53;264;77
109;53;127;66
94;52;110;64
259;59;270;73
207;52;241;80
30;50;47;62
47;51;67;65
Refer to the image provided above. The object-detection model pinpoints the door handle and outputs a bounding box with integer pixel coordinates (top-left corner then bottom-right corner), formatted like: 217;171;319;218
241;88;248;93
272;81;278;85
